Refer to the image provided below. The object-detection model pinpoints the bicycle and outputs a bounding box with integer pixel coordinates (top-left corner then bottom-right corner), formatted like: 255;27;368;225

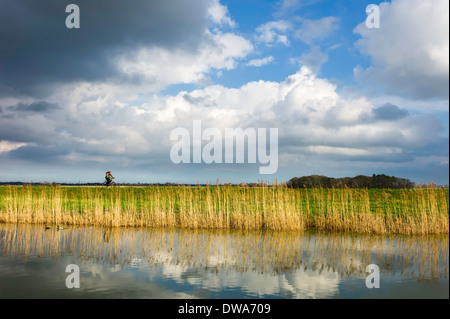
102;180;117;187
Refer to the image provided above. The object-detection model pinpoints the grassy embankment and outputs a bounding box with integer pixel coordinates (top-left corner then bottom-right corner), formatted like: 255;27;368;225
0;185;448;234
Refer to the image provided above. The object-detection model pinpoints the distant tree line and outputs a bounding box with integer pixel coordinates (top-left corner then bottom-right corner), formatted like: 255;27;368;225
287;174;416;189
3;175;445;189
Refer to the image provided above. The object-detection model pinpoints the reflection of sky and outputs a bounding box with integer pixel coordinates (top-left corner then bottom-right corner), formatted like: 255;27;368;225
153;259;340;299
0;224;448;299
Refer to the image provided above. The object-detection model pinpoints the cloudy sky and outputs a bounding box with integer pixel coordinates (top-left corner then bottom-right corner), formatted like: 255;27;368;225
0;0;448;184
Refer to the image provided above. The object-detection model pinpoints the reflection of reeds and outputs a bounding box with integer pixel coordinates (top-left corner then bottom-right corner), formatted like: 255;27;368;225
0;185;448;234
0;223;447;282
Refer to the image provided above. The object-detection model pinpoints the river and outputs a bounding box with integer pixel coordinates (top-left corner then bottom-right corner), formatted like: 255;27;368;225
0;223;448;299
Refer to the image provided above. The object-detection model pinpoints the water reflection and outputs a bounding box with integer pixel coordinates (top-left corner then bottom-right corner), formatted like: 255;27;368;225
0;223;448;298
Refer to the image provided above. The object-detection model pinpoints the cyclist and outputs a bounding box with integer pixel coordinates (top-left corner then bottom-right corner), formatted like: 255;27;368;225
105;171;115;186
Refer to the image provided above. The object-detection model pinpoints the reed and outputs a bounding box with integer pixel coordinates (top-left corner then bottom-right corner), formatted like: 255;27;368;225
0;185;448;234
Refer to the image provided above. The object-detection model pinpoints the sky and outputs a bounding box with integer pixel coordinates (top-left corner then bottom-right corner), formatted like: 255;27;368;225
0;0;448;185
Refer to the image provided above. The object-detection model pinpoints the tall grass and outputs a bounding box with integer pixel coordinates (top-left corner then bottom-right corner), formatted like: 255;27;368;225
0;185;448;234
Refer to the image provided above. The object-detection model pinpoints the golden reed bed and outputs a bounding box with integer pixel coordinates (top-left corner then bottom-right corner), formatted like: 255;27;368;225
0;185;448;235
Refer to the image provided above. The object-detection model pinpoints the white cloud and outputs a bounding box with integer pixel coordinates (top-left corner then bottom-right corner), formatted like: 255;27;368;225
354;0;449;99
208;0;236;28
255;20;293;46
292;46;328;73
274;0;321;18
258;17;340;73
246;56;275;67
0;141;27;153
130;67;440;162
2;63;442;173
115;30;253;91
295;17;340;45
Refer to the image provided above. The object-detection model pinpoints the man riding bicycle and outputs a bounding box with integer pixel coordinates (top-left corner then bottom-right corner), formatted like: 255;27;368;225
105;171;115;186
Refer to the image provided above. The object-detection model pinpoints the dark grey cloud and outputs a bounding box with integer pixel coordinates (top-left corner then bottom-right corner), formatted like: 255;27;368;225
8;145;69;162
0;107;58;144
372;103;409;121
319;102;411;130
183;93;218;107
8;101;59;113
411;137;449;158
307;150;414;163
0;0;210;95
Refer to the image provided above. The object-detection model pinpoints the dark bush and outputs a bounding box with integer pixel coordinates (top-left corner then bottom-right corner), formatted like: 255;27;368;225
287;174;415;189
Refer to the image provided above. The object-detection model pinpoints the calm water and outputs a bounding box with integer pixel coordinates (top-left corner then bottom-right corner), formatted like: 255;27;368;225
0;223;448;299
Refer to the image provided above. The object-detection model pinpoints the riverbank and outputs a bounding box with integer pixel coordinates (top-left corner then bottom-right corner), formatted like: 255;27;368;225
0;185;448;234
